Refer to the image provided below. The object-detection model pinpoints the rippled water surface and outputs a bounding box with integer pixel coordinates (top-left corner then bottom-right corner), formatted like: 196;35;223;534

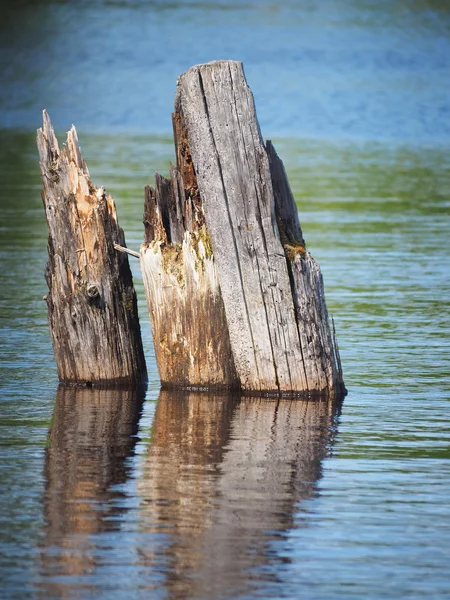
1;1;449;599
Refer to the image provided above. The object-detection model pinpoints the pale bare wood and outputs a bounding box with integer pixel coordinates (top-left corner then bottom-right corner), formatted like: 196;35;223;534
141;168;238;389
37;111;147;386
114;243;140;258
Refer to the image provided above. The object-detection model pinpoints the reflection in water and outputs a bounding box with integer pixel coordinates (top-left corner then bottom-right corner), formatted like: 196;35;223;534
39;385;145;599
139;390;341;599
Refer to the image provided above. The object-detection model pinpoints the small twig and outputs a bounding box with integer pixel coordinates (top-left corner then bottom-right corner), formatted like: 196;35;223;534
114;243;140;259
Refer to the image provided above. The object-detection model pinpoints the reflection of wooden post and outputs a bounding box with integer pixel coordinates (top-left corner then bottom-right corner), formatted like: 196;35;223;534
141;60;345;398
37;112;147;386
41;386;145;595
138;390;340;599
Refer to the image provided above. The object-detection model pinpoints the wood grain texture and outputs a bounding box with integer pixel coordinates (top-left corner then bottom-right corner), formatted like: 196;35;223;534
175;60;345;397
37;111;147;386
176;61;303;392
266;140;346;397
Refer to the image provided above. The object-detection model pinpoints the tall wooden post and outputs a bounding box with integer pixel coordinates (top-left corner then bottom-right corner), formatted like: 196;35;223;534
37;111;147;387
141;60;345;398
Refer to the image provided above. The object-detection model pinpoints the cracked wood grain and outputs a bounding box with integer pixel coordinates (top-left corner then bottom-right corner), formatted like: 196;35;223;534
175;60;345;396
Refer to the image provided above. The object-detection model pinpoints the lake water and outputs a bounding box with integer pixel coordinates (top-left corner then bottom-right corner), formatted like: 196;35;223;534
1;1;449;599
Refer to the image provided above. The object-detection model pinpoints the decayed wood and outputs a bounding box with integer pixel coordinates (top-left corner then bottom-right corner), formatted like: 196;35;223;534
142;60;345;397
140;173;238;389
177;61;307;393
139;100;239;389
37;111;147;386
266;141;345;395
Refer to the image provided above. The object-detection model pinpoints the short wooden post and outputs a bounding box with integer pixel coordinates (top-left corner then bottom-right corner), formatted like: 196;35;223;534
141;60;345;398
37;111;147;387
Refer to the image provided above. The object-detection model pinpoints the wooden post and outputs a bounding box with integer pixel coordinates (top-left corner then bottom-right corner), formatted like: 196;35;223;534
37;111;147;387
141;60;345;398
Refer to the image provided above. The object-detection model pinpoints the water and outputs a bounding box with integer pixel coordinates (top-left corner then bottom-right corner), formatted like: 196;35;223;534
1;1;449;598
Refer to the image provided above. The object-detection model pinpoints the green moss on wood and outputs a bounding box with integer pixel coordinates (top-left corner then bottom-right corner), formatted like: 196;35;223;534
284;243;307;261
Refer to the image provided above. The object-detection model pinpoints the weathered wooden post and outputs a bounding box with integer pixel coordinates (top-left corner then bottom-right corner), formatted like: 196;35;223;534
141;60;345;398
37;111;147;387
